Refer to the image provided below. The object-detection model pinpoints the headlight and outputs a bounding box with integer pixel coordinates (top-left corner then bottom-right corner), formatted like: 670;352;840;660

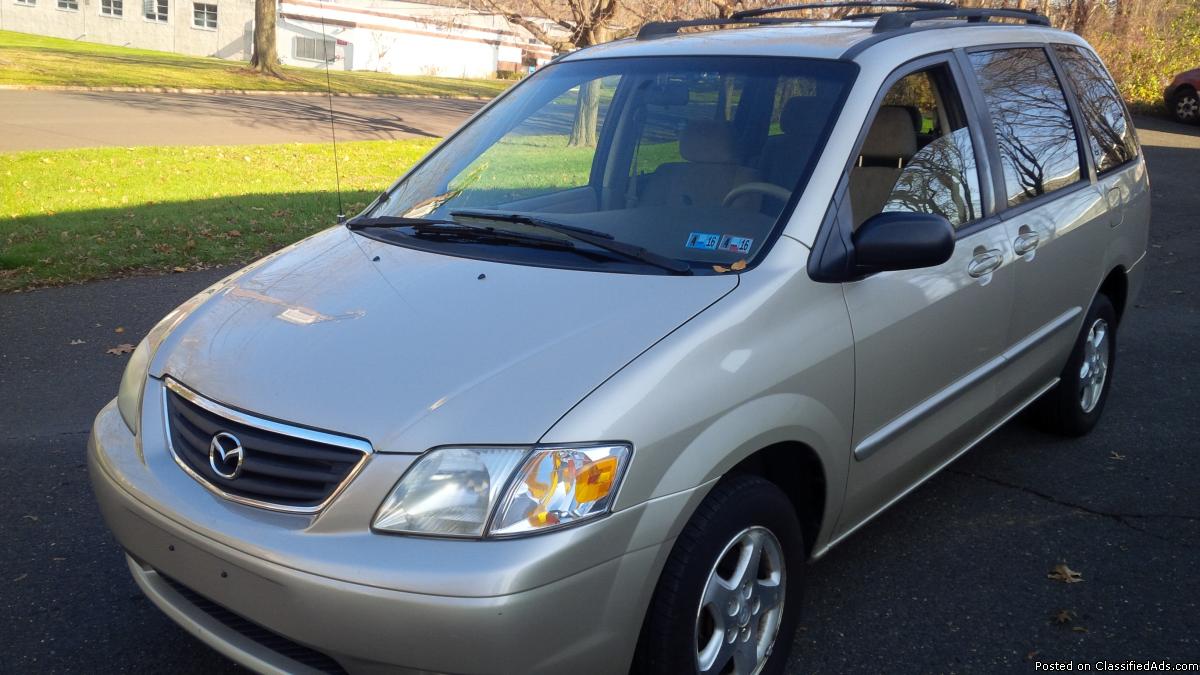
373;443;631;538
116;337;152;435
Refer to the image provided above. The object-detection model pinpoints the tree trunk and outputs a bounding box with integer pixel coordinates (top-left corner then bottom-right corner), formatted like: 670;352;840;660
567;27;609;147
249;0;282;77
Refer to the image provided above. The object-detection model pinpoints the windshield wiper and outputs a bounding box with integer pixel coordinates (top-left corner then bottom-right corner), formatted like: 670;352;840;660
345;215;455;230
347;215;576;250
450;210;692;275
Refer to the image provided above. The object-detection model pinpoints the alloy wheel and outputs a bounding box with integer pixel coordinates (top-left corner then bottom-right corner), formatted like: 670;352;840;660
1079;318;1110;414
695;526;786;675
1177;92;1199;122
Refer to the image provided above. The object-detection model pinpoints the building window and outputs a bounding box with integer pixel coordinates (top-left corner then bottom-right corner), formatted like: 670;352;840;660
192;2;216;28
143;0;167;22
101;0;123;16
15;0;36;6
293;36;335;63
57;0;79;9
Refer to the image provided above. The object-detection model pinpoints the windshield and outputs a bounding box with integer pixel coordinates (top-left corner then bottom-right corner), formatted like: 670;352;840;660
364;56;856;274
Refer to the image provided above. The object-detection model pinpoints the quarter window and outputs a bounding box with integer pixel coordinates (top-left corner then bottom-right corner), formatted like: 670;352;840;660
101;0;122;15
848;66;984;229
969;48;1083;207
143;0;167;22
192;2;216;28
1054;45;1139;174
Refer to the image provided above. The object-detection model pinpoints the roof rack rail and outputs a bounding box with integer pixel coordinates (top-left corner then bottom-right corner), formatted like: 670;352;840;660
635;2;1051;41
872;7;1050;32
730;2;951;21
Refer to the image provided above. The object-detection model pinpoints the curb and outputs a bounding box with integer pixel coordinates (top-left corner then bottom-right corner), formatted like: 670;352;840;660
0;84;495;99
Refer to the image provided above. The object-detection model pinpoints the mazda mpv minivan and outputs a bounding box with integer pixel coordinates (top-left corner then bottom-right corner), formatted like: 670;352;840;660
89;4;1149;674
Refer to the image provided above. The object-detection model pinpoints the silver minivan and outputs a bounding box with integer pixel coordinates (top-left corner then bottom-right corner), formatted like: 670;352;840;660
89;5;1148;674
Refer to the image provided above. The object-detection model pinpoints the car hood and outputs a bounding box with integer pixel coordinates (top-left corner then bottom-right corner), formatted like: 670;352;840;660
152;227;737;453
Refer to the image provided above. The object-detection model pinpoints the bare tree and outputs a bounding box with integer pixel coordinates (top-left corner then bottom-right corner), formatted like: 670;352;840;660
249;0;282;77
476;0;625;145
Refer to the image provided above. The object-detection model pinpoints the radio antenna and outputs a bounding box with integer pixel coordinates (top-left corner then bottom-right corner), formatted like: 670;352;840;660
317;1;345;223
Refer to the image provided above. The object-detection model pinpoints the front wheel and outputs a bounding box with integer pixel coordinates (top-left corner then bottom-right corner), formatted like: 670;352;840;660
632;474;804;675
1032;294;1117;436
1171;87;1199;124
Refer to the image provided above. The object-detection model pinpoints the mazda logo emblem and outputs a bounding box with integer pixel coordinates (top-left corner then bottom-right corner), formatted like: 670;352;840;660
209;431;245;480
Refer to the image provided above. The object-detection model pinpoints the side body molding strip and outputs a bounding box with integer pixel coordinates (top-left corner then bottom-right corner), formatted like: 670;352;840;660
853;306;1082;461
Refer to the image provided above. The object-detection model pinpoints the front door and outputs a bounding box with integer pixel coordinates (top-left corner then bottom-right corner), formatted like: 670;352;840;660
835;58;1016;536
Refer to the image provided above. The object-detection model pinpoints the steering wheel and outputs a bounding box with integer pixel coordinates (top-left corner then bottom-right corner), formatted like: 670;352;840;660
721;182;794;208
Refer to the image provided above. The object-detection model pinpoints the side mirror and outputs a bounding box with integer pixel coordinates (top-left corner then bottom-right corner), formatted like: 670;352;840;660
851;212;955;274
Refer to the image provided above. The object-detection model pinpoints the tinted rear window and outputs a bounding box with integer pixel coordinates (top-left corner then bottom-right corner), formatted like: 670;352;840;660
969;48;1084;207
1054;45;1139;174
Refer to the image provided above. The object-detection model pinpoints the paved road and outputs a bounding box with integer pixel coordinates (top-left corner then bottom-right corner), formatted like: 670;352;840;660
1;117;1197;673
0;90;485;152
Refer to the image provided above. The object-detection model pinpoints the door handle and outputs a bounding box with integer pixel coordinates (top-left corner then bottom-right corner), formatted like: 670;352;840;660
1014;231;1040;256
967;249;1003;278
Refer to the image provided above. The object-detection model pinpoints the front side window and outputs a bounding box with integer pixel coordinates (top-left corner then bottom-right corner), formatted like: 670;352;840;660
192;2;216;28
969;48;1083;207
143;0;167;21
101;0;123;16
366;57;856;274
1053;45;1139;174
848;65;983;229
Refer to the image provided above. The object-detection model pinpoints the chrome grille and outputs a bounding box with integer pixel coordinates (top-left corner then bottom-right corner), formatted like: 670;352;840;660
162;378;371;513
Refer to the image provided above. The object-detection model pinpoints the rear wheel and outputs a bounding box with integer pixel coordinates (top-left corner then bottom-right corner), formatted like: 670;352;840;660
1032;294;1117;436
1172;87;1199;124
633;474;804;675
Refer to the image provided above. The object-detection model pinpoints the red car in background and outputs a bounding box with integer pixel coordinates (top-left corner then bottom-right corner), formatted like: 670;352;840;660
1166;67;1200;124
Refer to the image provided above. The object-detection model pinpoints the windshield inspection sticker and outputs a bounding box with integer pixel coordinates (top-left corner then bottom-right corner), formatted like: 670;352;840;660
719;235;754;255
686;232;721;250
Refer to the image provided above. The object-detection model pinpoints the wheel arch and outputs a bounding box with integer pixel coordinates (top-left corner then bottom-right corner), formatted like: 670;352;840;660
1098;265;1128;324
727;441;827;559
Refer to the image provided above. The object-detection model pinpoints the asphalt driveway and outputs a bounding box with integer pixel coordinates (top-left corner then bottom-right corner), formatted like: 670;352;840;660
0;117;1197;672
0;90;484;151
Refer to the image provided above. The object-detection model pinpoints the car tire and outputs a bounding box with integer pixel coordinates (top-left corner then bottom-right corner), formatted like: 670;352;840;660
1171;87;1199;125
632;474;804;675
1032;293;1117;437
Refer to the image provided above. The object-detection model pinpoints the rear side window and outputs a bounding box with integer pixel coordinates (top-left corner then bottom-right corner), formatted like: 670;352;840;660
1054;45;1139;174
969;48;1083;207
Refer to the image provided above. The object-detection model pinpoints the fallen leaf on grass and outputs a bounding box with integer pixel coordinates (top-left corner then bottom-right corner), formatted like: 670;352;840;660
172;266;187;273
1048;563;1083;583
106;343;135;356
227;230;242;238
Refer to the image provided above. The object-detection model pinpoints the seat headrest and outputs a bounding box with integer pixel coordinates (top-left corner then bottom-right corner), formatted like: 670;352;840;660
779;96;821;135
679;119;737;164
861;106;918;161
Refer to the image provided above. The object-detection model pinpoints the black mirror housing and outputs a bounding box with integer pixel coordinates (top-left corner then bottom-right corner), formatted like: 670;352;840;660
851;212;955;274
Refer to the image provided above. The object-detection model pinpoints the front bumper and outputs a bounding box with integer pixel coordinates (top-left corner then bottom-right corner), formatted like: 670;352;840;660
89;391;707;674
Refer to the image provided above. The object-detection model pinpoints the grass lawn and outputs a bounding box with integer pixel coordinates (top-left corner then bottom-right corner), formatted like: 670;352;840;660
0;139;438;291
0;30;512;98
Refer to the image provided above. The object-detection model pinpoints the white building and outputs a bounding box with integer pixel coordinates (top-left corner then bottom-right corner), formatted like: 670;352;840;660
0;0;562;78
278;0;561;78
